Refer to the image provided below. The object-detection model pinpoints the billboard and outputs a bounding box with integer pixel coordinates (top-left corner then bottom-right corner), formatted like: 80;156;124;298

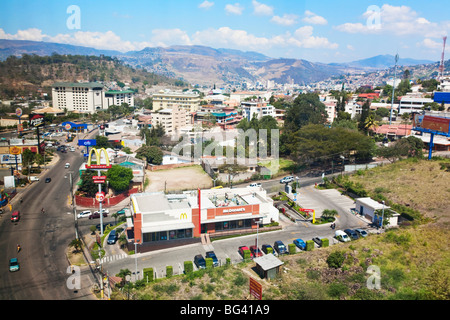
1;154;22;164
413;114;450;135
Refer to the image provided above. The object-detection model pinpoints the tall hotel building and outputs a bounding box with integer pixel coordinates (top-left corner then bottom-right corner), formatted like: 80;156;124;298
152;90;201;113
52;82;105;113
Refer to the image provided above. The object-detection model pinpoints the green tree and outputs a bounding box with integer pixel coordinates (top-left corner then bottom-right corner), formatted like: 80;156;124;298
106;165;133;192
283;93;328;133
326;251;345;269
68;238;83;253
95;135;111;149
136;145;163;165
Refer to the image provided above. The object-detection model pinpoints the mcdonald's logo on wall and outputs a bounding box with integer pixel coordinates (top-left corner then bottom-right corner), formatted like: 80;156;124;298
179;212;188;220
86;148;112;169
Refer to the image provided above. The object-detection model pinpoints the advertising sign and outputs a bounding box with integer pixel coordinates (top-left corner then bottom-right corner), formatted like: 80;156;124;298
30;114;44;127
9;146;21;155
78;139;96;147
95;192;105;202
86;148;112;169
1;154;22;164
249;277;262;300
422;115;450;134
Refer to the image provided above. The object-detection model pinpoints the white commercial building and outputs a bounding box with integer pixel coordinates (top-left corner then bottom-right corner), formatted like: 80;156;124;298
152;90;200;113
52;82;105;113
241;101;275;120
398;96;434;115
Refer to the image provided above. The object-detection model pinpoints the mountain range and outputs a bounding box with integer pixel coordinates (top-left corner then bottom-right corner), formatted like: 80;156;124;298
0;39;438;86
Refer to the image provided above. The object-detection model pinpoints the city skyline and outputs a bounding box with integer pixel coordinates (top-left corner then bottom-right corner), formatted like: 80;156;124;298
0;0;449;63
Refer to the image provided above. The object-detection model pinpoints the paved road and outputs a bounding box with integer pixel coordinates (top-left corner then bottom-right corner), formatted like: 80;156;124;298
0;130;98;300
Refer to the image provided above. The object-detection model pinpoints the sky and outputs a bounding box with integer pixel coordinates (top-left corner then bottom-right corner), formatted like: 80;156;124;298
0;0;449;63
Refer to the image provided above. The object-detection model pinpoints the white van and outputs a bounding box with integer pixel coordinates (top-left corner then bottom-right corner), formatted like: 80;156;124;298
65;163;70;168
29;176;40;182
248;183;262;188
335;230;351;242
280;176;294;183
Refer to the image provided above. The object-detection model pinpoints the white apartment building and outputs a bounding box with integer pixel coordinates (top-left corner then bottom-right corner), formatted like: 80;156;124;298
152;90;200;113
52;82;135;113
438;76;450;92
398;96;434;115
104;90;134;107
241;101;275;121
52;82;105;113
151;105;190;136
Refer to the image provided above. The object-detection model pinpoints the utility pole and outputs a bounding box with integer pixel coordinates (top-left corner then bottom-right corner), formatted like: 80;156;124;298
389;53;399;125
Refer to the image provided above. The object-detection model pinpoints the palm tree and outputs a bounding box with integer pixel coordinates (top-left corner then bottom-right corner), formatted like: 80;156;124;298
68;238;83;253
364;113;379;135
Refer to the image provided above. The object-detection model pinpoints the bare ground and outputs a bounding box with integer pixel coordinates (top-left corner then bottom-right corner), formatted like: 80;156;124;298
145;165;213;192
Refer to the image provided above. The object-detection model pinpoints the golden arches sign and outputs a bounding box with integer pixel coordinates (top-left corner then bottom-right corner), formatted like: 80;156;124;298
179;213;188;220
86;148;112;169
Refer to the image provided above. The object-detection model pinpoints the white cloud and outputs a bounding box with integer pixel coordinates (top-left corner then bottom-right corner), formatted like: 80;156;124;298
418;38;443;50
302;10;327;25
335;4;447;38
150;28;192;47
199;1;214;10
252;0;273;16
0;28;46;41
271;14;299;26
225;3;244;15
291;26;338;49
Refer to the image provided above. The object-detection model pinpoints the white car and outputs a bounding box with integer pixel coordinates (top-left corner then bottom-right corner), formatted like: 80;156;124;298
248;183;262;188
94;209;109;215
77;210;92;219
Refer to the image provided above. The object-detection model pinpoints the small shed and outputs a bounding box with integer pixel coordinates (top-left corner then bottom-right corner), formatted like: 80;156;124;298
253;254;284;280
355;197;399;227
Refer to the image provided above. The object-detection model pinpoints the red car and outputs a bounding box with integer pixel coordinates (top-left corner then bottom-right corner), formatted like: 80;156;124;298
250;245;263;257
11;211;20;222
238;246;253;258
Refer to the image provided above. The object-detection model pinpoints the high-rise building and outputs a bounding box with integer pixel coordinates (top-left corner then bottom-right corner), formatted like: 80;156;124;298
52;82;105;113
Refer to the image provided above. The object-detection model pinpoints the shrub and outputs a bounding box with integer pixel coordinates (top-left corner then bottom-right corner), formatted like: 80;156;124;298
326;251;345;269
184;261;193;274
243;249;251;261
205;257;213;269
288;243;296;254
226;257;231;265
321;238;329;248
143;267;154;282
166;265;173;278
305;240;314;251
266;246;273;254
328;282;348;299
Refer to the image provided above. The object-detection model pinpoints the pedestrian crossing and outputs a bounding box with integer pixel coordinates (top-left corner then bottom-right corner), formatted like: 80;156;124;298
97;253;127;264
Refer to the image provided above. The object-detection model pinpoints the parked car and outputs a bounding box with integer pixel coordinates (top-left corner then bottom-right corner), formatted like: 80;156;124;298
312;236;323;247
293;238;306;250
77;210;92;219
248;183;262;188
116;209;126;215
205;251;219;267
280;176;294;183
335;230;351;242
239;246;253;258
29;176;40;181
11;211;20;222
194;254;206;269
261;244;273;254
273;240;287;255
9;258;19;272
355;228;368;238
344;229;359;240
107;229;118;245
45;177;51;183
65;163;70;168
250;245;263;257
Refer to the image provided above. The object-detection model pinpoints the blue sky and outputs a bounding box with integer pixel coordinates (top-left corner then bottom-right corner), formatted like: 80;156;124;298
1;0;449;63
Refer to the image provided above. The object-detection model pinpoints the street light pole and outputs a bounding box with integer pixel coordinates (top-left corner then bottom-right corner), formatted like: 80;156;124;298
381;200;385;230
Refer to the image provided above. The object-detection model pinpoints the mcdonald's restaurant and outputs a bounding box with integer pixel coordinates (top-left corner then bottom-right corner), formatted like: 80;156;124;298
128;187;279;252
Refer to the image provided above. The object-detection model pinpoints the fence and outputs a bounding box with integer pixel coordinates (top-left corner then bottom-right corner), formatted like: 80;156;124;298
75;187;139;208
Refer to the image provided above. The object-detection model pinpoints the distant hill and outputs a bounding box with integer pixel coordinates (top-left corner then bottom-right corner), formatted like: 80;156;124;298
330;54;435;70
0;53;186;98
0;39;440;87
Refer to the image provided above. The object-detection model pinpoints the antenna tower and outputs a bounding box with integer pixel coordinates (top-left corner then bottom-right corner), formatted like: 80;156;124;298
439;36;447;79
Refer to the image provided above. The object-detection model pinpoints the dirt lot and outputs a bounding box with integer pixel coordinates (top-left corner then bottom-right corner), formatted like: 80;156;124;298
145;165;213;192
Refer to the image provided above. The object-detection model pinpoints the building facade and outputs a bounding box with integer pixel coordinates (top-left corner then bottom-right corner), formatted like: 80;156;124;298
241;101;275;121
52;82;105;113
151;105;190;135
152;90;200;113
104;90;135;107
129;187;279;246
